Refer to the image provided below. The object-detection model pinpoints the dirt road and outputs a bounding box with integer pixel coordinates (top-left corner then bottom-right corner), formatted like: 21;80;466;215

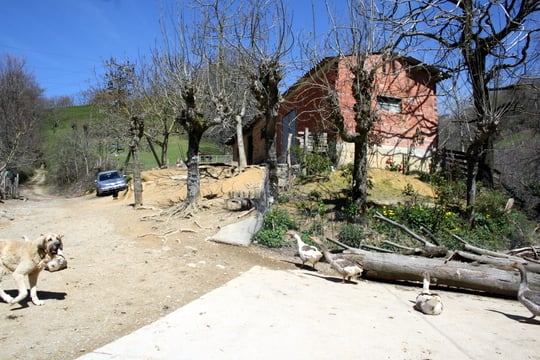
1;167;539;360
0;168;291;360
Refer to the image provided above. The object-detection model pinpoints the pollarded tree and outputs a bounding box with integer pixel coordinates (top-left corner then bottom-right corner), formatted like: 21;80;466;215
154;3;223;215
381;0;540;223
195;0;259;171
298;1;404;218
234;0;294;199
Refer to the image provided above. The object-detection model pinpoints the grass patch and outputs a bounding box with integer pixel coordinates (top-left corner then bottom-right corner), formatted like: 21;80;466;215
42;105;227;173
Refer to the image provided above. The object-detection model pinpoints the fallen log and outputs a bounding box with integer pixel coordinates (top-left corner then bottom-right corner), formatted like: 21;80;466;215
456;247;540;273
325;237;539;297
450;234;540;272
507;246;540;259
382;240;448;258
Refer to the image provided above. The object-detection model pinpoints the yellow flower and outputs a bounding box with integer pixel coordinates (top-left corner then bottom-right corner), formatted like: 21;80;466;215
486;214;491;219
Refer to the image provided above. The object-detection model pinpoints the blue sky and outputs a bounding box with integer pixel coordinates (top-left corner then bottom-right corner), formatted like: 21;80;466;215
0;0;338;102
0;1;163;101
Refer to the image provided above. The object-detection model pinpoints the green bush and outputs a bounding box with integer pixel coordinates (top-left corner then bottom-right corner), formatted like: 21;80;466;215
402;183;417;197
294;147;332;181
296;190;327;217
253;229;287;248
254;207;296;248
343;199;360;221
429;172;466;209
338;224;365;248
369;186;536;251
306;222;326;238
370;203;461;247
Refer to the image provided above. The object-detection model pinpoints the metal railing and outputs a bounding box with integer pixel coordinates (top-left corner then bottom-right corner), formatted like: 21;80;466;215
197;154;233;164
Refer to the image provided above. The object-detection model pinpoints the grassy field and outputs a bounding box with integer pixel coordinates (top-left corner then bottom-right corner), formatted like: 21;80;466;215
42;105;226;171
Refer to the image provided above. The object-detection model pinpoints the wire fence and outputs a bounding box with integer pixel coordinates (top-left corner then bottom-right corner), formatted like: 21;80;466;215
0;170;19;199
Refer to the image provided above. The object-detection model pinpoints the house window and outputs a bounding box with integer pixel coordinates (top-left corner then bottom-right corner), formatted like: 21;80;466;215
377;95;402;113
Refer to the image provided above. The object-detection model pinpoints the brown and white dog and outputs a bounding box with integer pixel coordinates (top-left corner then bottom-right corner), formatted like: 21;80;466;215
0;233;66;306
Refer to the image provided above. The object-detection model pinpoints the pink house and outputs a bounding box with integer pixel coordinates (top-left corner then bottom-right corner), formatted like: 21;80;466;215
230;54;447;172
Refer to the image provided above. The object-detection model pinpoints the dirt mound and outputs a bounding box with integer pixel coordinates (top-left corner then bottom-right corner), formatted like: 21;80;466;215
127;165;266;207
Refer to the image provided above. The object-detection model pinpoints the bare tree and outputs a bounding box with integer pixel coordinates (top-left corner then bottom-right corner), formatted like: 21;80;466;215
99;57;144;207
0;54;43;186
235;0;294;199
381;0;540;224
154;3;223;215
298;1;400;218
195;0;258;171
152;0;290;215
137;57;178;168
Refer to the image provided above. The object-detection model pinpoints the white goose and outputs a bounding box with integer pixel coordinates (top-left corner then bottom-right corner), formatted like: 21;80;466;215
509;262;540;321
285;230;323;269
309;236;363;283
414;271;443;315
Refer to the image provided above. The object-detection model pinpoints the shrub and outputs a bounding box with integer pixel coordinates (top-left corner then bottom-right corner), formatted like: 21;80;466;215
296;190;327;217
306;222;325;238
294;147;332;181
253;207;296;248
253;229;287;248
342;199;360;221
402;183;417;197
338;224;364;248
429;172;466;209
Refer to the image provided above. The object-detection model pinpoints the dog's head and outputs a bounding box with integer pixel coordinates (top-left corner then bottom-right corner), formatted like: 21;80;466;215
35;233;67;271
35;233;64;257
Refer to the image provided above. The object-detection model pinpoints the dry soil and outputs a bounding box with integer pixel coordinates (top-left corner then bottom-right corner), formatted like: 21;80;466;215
0;166;293;360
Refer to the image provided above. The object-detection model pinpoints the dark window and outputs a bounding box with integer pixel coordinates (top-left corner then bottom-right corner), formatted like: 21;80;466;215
377;95;402;113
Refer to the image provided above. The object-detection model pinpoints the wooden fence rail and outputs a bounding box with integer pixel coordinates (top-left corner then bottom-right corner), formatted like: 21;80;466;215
440;148;467;176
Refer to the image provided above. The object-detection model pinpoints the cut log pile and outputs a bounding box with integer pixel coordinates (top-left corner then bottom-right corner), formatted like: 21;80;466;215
325;212;540;297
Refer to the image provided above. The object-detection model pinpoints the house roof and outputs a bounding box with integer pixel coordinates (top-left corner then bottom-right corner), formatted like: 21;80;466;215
282;54;449;100
281;56;338;99
224;115;263;145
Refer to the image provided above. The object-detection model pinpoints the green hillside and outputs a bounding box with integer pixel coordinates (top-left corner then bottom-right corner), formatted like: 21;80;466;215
42;105;224;172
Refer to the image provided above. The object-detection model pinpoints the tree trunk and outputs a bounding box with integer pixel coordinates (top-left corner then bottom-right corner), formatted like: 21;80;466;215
185;129;203;205
465;154;479;225
347;250;538;297
266;113;278;200
132;148;143;208
161;132;169;168
351;129;369;217
236;114;247;170
129;116;144;209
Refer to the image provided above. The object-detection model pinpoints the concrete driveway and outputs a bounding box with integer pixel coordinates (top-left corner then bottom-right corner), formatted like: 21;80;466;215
78;266;540;360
